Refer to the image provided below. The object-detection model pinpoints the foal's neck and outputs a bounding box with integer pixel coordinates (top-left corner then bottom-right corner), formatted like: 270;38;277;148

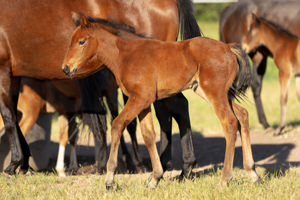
260;23;298;58
94;27;120;72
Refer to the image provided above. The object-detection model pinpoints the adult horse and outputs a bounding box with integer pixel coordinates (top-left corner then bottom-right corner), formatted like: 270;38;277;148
220;0;300;135
0;0;200;176
62;13;259;188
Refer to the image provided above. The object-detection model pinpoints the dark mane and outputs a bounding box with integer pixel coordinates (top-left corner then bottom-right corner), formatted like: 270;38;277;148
259;17;298;39
85;15;147;38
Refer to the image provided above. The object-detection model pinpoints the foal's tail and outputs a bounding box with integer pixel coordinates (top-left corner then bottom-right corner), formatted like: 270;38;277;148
229;43;252;100
177;0;203;40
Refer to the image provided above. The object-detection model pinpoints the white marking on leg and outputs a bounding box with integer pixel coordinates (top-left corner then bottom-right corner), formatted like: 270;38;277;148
56;145;66;177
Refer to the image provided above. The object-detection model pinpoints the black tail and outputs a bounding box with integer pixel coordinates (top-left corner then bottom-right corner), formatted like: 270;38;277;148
177;0;203;40
229;43;252;100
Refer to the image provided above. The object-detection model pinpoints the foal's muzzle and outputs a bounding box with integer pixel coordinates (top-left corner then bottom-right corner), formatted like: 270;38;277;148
62;64;76;77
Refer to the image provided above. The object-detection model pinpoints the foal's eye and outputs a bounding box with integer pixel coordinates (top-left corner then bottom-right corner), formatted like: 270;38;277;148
79;40;85;45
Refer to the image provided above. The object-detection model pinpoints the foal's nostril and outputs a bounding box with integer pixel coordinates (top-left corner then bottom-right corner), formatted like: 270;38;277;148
62;65;70;75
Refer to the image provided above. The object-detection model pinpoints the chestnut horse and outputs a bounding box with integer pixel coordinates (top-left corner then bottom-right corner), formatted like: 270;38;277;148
220;0;300;135
1;0;200;176
242;14;300;135
62;14;260;188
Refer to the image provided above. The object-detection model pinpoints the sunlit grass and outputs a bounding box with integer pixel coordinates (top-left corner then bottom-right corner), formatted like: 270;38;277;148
1;166;299;200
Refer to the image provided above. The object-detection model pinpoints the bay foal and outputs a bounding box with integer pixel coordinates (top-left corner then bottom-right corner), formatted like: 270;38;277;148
242;14;300;135
62;14;260;188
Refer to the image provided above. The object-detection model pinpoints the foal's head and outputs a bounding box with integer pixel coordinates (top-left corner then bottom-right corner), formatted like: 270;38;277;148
62;13;101;78
242;13;264;54
242;13;298;54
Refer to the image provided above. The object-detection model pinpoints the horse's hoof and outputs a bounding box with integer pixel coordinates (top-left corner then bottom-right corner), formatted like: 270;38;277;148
96;167;106;175
147;181;157;189
273;129;282;136
105;178;115;191
136;165;147;174
4;165;17;176
57;170;67;177
106;184;114;191
264;127;274;134
217;181;228;189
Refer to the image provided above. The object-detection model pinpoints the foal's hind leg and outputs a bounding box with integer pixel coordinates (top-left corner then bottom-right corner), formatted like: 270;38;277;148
231;102;260;183
196;88;238;186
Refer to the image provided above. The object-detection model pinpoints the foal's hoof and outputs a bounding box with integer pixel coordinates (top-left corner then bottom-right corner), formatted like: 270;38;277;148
106;184;114;191
217;181;228;189
105;179;115;191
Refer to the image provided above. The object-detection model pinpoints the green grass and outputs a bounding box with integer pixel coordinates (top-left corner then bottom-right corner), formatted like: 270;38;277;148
1;166;299;200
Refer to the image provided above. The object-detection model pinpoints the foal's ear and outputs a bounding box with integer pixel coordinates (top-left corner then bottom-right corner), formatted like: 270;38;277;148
78;12;91;28
71;11;80;27
250;13;260;25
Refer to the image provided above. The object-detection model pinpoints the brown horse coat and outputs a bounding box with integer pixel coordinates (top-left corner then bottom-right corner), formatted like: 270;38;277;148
62;14;260;188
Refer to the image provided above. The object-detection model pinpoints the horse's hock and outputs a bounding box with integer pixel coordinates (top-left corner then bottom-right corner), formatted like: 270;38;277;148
0;113;53;171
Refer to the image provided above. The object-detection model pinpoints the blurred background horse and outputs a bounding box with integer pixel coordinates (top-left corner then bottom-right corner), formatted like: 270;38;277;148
220;0;300;135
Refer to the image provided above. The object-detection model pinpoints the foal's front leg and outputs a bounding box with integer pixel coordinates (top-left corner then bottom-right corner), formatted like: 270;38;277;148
274;69;292;136
138;107;163;188
105;97;156;189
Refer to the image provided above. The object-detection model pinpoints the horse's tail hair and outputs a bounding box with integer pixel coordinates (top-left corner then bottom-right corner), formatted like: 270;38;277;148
228;43;252;101
177;0;203;40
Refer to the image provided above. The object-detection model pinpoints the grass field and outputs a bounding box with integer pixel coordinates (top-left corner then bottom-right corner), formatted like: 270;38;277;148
2;9;300;200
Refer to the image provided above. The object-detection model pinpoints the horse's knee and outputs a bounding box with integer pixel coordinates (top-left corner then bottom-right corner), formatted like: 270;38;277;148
223;116;238;139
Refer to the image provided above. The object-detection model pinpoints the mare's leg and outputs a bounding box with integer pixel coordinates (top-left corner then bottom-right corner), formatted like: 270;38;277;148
55;115;68;177
78;77;108;173
1;76;30;174
274;69;292;135
84;112;107;174
153;100;172;171
105;97;161;189
55;114;79;176
18;87;45;138
67;114;79;173
122;93;144;172
155;93;196;176
250;53;271;130
231;102;260;182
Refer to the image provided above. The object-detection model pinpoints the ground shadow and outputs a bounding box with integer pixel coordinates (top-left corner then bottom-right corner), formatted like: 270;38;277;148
69;132;298;177
3;131;298;179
